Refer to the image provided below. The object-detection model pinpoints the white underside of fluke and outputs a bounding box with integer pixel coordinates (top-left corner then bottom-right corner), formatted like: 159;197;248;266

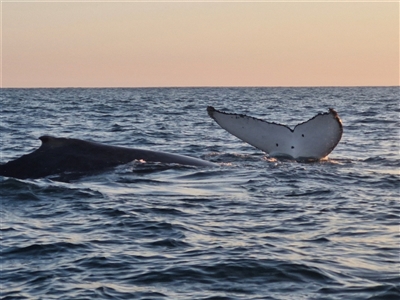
207;107;343;161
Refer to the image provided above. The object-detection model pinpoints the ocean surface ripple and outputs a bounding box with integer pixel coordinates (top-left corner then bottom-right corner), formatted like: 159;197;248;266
1;87;399;299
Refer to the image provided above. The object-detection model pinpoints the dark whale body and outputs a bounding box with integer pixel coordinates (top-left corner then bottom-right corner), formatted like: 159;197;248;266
0;136;217;180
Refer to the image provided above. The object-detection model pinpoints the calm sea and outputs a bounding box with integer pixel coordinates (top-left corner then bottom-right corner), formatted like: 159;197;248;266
1;87;399;300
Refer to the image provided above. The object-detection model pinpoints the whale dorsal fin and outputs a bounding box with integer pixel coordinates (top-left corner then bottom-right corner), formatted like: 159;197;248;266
40;135;56;144
39;135;70;148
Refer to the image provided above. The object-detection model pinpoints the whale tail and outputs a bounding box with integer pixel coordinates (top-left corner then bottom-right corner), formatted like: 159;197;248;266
207;106;343;161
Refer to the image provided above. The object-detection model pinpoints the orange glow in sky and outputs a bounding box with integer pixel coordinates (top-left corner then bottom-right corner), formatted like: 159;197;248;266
1;1;399;88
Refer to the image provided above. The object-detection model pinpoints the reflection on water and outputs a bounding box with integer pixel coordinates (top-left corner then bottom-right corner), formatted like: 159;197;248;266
1;87;399;299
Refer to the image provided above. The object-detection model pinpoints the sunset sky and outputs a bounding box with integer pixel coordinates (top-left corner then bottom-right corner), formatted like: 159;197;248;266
1;1;399;88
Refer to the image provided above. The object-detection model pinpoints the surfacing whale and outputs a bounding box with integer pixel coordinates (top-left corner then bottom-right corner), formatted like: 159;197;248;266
207;106;343;161
0;136;217;180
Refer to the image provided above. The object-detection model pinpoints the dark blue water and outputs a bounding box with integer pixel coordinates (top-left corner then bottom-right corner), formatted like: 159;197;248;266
1;87;399;300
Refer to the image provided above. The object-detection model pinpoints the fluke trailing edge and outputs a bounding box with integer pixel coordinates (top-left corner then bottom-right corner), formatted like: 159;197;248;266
0;136;217;180
207;106;343;161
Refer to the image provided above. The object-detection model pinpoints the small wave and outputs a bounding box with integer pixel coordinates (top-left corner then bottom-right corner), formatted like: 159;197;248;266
364;156;391;163
210;152;264;163
319;283;400;300
285;189;332;197
76;256;129;270
0;177;104;202
128;258;334;288
146;238;191;248
116;177;166;185
111;123;124;132
175;169;229;180
3;242;89;258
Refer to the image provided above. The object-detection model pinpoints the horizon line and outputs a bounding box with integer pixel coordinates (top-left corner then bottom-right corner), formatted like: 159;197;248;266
1;85;399;89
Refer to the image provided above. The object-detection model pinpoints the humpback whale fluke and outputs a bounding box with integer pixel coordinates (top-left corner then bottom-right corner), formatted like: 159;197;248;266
0;136;217;180
207;106;343;161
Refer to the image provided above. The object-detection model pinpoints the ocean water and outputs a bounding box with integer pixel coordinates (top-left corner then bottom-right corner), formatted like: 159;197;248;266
1;87;399;300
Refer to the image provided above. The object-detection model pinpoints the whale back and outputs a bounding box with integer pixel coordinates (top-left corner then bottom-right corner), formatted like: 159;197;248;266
0;136;216;180
207;107;343;160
